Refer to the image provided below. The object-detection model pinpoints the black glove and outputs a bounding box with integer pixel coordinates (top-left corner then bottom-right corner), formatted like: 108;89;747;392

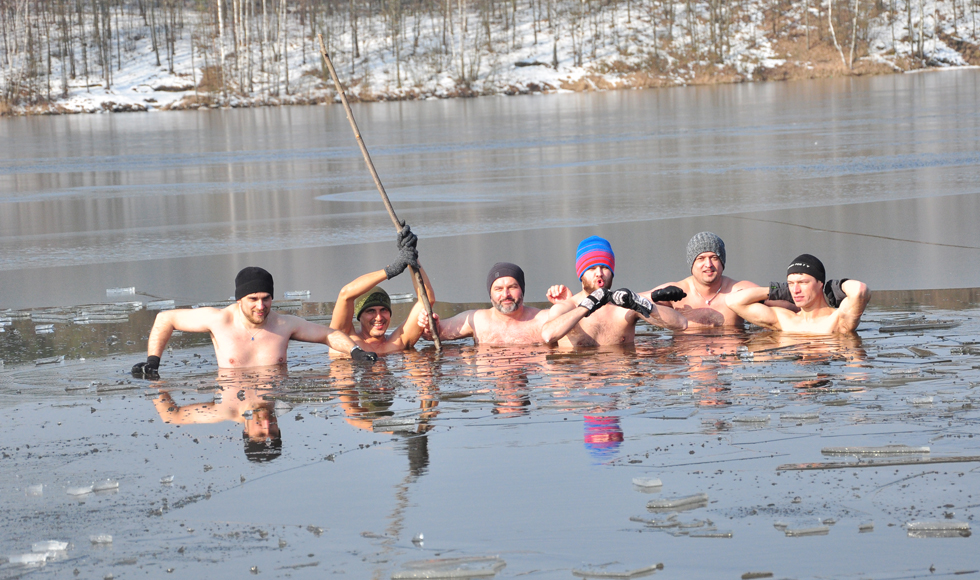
350;346;378;362
610;288;654;317
132;355;161;378
384;224;419;280
768;282;793;303
577;288;610;317
396;222;418;250
649;285;686;303
823;279;849;308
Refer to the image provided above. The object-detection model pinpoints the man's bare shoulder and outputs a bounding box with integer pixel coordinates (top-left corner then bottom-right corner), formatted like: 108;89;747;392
729;278;759;292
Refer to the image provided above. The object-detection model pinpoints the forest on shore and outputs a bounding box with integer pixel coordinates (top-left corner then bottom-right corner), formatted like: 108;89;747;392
1;0;979;114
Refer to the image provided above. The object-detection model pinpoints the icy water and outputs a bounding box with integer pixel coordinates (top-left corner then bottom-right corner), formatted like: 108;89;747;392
2;70;980;578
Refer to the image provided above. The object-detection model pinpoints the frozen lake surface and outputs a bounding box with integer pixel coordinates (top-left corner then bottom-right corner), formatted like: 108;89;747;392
0;294;978;578
1;69;980;578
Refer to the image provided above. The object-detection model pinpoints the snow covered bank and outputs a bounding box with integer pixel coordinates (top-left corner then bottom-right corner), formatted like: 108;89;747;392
2;0;979;115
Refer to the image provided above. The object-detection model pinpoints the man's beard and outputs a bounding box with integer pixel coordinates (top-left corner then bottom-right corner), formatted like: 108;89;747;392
492;295;522;314
582;275;613;294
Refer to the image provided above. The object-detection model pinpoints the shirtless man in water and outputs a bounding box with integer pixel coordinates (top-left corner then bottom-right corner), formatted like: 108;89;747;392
541;236;689;346
132;266;377;375
330;224;436;355
726;253;870;335
648;232;772;329
417;262;550;345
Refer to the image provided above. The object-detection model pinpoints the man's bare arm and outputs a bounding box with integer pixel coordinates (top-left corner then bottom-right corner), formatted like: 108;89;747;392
147;308;224;358
726;287;781;330
835;279;871;334
389;265;436;348
541;300;586;344
331;269;389;335
418;310;475;341
638;303;689;331
290;316;360;353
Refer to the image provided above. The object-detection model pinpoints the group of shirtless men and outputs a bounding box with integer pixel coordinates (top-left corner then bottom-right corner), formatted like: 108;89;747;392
132;227;871;376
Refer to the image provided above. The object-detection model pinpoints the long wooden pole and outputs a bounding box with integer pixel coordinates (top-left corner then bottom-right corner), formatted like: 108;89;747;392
316;35;442;351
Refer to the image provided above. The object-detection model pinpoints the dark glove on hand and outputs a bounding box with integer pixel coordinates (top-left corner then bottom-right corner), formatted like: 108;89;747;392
350;346;379;362
396;222;418;251
768;282;793;303
649;285;687;303
384;236;419;280
132;355;161;378
823;279;849;308
577;288;610;317
610;288;654;317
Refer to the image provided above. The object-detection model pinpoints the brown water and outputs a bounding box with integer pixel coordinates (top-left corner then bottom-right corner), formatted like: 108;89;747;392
1;72;980;578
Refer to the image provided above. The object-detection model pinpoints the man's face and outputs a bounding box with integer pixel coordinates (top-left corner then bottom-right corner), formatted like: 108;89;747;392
490;277;524;314
358;306;392;338
692;252;723;285
244;406;280;440
787;273;822;308
239;292;272;325
581;265;613;293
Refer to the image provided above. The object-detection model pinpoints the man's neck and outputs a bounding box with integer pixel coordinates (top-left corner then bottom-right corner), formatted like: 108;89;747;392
491;306;526;321
691;276;724;296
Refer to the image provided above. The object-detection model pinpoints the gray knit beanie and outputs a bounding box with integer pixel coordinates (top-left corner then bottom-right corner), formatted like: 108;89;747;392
686;232;726;271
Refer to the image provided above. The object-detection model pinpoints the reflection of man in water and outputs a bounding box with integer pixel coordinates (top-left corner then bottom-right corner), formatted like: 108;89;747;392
133;266;376;376
418;262;551;345
583;415;623;464
727;254;870;335
648;232;784;329
542;236;688;346
152;369;285;462
330;225;435;355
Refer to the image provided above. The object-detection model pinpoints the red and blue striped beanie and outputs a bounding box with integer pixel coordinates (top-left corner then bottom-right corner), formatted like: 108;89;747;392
575;236;615;280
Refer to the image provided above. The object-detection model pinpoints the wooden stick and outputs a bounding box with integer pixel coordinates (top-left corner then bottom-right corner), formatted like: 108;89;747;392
316;34;441;351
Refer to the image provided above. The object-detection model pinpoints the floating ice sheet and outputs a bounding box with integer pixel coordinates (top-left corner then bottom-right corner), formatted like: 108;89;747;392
632;477;663;488
784;526;830;537
66;485;93;496
106;287;136;296
821;446;930;455
906;521;971;538
392;556;506;578
7;553;47;566
571;562;662;578
93;479;119;492
647;493;708;511
146;299;176;310
31;541;68;552
283;290;310;298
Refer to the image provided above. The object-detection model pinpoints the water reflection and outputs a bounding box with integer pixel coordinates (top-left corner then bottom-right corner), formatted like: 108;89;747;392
152;365;287;462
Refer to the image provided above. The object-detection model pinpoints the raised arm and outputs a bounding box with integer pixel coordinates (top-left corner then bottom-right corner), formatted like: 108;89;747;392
726;286;781;330
835;279;871;334
389;264;436;349
331;269;389;335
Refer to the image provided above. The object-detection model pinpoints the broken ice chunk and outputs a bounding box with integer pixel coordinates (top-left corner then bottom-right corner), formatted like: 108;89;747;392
31;541;68;552
784;526;829;537
647;493;709;511
106;287;136;296
89;534;112;544
93;479;119;492
632;477;663;488
66;485;93;496
160;475;174;484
